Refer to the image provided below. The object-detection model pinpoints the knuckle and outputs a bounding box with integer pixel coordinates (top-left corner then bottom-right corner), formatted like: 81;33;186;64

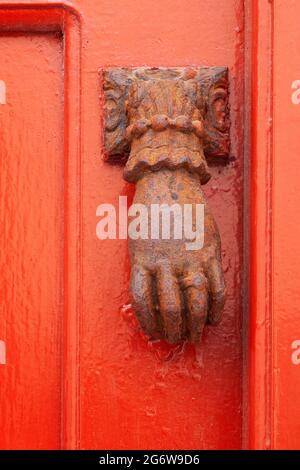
165;306;181;319
182;272;208;290
211;286;227;304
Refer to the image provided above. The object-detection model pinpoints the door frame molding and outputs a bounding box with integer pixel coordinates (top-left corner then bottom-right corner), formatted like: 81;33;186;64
248;0;274;450
0;2;83;449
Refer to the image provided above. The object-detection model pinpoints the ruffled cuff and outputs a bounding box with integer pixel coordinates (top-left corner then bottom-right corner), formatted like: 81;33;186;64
123;146;211;184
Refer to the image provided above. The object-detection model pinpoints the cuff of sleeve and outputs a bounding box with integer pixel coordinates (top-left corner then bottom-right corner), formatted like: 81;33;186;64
123;147;211;184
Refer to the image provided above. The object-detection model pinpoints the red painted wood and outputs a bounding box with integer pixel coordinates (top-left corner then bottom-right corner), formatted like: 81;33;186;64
0;6;81;450
272;0;300;449
79;0;244;450
0;0;245;449
248;0;274;450
248;0;300;450
0;31;64;449
2;0;300;451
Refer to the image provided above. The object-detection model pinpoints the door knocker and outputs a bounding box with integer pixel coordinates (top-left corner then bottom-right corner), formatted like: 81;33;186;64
102;67;230;343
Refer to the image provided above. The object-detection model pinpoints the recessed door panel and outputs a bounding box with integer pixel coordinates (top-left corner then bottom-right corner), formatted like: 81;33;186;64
0;32;64;449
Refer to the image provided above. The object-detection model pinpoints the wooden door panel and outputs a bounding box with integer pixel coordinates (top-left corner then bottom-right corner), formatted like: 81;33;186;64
2;0;300;451
0;32;64;449
0;0;246;450
80;0;244;450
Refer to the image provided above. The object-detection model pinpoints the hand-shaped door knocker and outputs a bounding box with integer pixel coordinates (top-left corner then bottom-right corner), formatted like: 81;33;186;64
103;67;230;343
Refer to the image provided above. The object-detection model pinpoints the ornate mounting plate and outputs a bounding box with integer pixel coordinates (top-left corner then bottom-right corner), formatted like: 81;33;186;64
102;66;230;164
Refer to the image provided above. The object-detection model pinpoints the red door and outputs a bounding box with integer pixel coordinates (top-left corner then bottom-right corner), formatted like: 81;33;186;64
0;0;299;451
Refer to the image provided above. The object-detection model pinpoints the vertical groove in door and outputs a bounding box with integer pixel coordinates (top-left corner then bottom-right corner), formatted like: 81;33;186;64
61;9;82;450
249;0;274;450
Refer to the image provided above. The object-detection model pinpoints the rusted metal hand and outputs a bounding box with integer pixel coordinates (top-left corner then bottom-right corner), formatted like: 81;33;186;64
129;168;226;343
103;66;230;343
